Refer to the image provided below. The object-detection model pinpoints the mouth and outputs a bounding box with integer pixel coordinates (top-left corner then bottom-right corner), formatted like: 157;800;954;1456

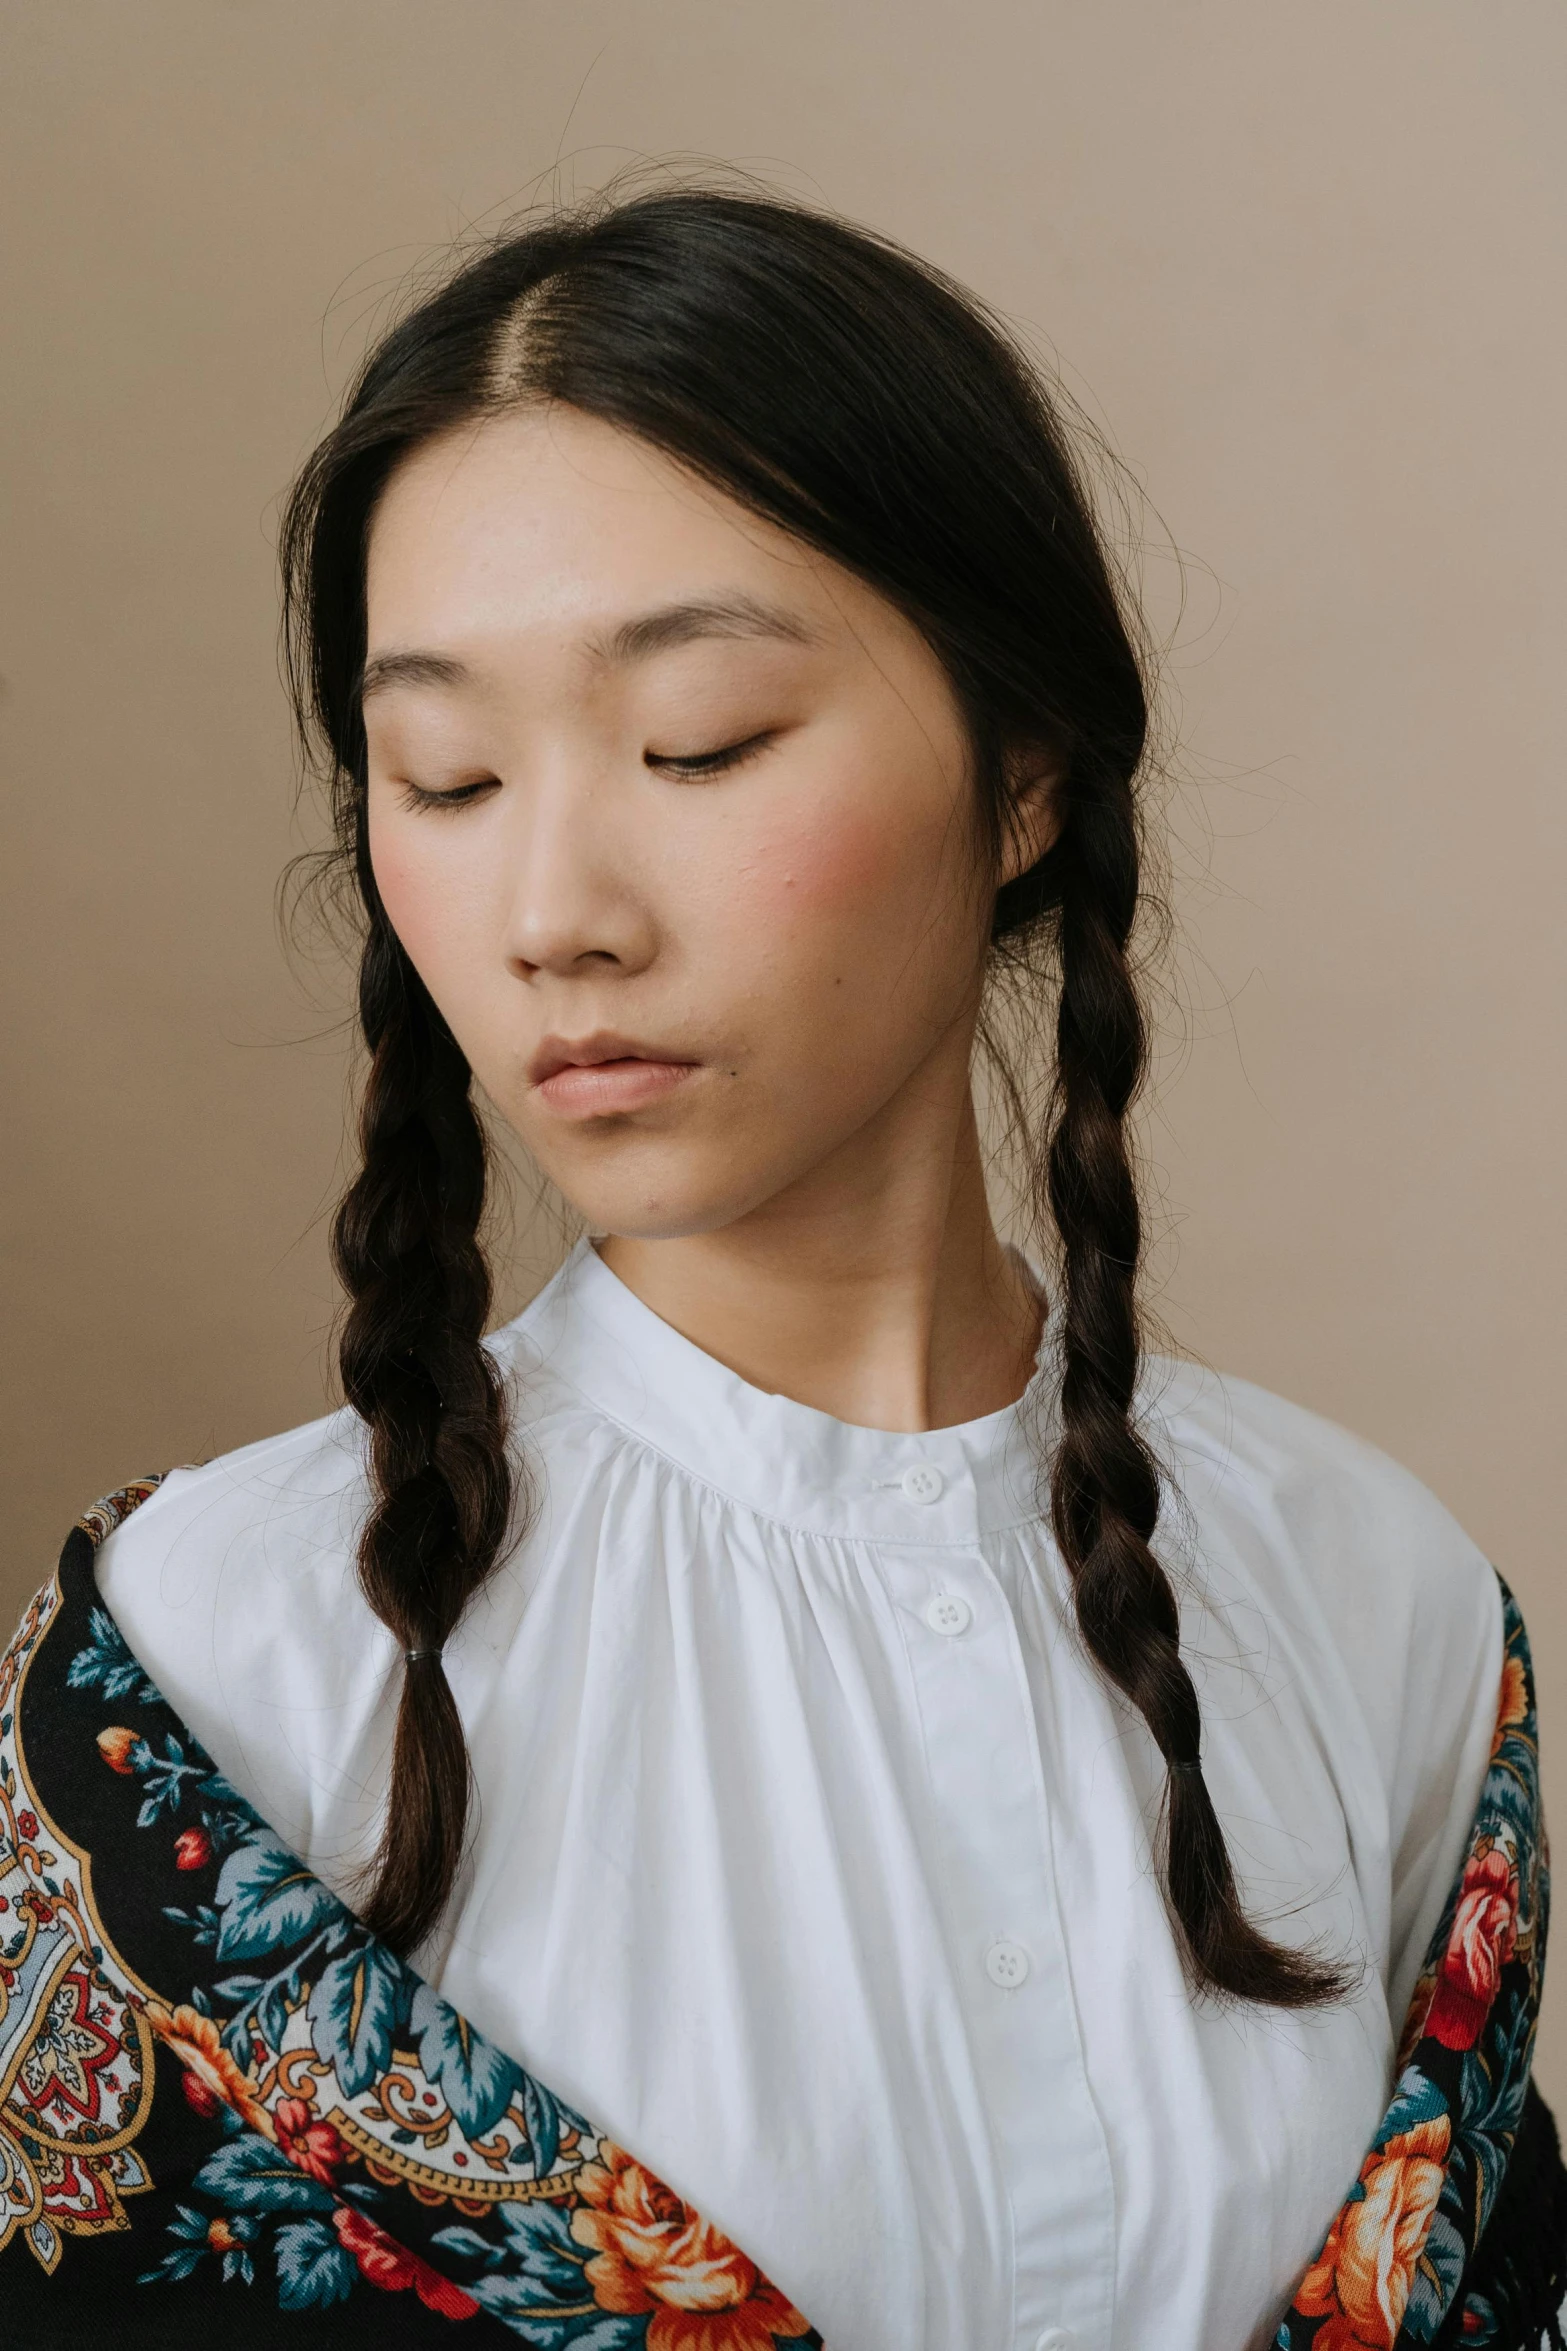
528;1033;702;1119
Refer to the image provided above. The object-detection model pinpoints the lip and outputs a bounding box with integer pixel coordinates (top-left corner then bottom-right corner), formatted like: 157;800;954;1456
529;1033;701;1118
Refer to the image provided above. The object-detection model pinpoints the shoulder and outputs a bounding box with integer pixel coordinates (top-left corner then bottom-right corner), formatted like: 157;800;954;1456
94;1405;371;1598
1142;1353;1503;1730
82;1407;401;1872
88;1296;610;1641
86;1321;600;1672
90;1408;379;1768
79;1333;619;1868
1146;1354;1482;1566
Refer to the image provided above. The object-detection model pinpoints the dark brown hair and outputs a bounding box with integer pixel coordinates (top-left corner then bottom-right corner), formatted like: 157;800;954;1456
281;184;1345;2004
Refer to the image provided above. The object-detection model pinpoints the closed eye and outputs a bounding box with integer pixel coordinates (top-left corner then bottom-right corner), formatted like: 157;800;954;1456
645;731;774;780
395;777;501;813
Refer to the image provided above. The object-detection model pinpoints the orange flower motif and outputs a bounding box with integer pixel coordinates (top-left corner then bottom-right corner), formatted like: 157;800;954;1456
97;1726;140;1774
1425;1843;1518;2050
1491;1653;1528;1758
570;2143;813;2351
1294;2116;1450;2349
143;1999;271;2137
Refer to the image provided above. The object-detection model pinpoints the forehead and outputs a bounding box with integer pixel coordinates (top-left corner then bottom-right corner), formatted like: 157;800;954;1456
365;405;836;652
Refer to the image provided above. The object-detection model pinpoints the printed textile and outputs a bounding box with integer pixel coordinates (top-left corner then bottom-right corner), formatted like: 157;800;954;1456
1;1478;1563;2347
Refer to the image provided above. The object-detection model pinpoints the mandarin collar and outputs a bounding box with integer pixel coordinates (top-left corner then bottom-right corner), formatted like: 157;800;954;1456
504;1238;1055;1545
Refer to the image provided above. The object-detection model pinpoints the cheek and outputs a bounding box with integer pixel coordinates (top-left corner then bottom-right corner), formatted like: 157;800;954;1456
732;812;885;926
368;826;426;946
367;815;486;993
717;784;976;981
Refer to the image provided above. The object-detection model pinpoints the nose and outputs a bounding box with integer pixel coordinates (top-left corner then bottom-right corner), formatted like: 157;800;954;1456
501;763;658;981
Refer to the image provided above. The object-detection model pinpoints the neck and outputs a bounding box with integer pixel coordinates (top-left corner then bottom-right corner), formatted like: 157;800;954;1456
597;1065;1043;1434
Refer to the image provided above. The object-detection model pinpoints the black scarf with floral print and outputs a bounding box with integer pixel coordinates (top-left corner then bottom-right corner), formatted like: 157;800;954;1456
1;1479;1563;2349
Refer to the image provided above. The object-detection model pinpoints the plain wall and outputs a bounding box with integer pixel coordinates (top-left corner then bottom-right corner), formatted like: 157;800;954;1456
4;1;1564;2101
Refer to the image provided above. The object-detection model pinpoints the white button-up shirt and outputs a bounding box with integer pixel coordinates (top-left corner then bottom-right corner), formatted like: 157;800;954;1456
98;1237;1502;2350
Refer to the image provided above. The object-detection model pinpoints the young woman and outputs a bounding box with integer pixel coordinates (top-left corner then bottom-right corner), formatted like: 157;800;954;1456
3;188;1561;2350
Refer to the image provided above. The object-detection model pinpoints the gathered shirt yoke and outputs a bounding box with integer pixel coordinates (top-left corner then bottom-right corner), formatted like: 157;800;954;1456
96;1239;1504;2351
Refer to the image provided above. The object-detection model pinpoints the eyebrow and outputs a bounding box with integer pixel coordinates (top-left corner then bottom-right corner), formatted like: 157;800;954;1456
587;594;822;665
358;595;819;703
359;649;472;701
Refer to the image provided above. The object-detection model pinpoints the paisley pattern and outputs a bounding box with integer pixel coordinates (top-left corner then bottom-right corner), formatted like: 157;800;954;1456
0;1558;156;2272
1;1478;1562;2344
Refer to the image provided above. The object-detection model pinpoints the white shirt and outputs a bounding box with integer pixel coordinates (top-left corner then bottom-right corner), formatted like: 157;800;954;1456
98;1237;1502;2351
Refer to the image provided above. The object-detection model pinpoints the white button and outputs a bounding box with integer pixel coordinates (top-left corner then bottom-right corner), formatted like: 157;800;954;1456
924;1592;973;1637
984;1938;1030;1989
901;1462;945;1503
1033;2332;1077;2351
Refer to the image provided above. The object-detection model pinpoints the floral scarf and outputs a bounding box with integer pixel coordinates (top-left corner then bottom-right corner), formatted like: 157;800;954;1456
1;1480;1562;2349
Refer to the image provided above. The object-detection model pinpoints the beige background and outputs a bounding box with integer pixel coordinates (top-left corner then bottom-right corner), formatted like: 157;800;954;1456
4;2;1564;2101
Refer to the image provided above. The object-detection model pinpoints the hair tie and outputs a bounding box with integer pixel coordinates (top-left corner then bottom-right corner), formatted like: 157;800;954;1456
405;1647;442;1665
1168;1757;1203;1777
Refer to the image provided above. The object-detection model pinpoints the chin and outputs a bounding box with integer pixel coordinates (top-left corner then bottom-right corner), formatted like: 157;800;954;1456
556;1147;817;1241
542;1152;786;1244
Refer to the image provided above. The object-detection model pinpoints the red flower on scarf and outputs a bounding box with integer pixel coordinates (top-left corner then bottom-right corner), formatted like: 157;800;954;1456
181;2071;222;2119
1425;1843;1518;2051
275;2096;345;2185
174;1828;212;1871
332;2205;479;2320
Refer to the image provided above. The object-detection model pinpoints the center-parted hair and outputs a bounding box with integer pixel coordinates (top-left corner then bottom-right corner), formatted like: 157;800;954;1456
282;185;1346;2004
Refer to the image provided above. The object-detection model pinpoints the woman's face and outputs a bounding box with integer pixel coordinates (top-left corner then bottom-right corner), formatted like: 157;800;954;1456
363;406;1025;1241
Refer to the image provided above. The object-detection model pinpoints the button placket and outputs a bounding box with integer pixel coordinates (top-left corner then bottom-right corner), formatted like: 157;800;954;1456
873;1525;1117;2351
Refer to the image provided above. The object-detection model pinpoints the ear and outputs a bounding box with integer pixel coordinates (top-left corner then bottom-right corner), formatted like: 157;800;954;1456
998;745;1064;886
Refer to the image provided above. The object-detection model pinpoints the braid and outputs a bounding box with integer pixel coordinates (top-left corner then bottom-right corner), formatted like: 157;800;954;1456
1045;774;1350;2006
332;901;518;1956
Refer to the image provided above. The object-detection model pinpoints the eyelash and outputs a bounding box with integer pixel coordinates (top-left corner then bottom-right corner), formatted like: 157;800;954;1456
645;731;773;779
394;732;773;813
396;779;497;814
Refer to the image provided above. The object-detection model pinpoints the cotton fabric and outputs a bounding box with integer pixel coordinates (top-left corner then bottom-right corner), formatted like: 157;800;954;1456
98;1238;1503;2351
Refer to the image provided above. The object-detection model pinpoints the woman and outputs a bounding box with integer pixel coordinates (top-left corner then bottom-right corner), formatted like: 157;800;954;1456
2;187;1561;2349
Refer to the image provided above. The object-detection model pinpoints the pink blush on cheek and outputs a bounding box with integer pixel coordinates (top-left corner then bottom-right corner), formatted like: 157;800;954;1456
714;795;980;1004
366;825;459;971
728;800;927;926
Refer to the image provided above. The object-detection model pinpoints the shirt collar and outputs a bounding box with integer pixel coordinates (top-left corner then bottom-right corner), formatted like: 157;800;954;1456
503;1237;1055;1544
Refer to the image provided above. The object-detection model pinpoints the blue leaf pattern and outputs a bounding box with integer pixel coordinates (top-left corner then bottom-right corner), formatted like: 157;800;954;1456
522;2071;566;2182
435;2201;643;2346
213;1831;338;1963
306;1944;412;2099
410;1980;525;2141
66;1604;164;1707
193;2133;337;2216
273;2218;357;2312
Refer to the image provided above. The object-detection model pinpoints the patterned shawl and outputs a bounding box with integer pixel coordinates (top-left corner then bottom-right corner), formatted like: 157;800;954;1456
2;1478;1563;2348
